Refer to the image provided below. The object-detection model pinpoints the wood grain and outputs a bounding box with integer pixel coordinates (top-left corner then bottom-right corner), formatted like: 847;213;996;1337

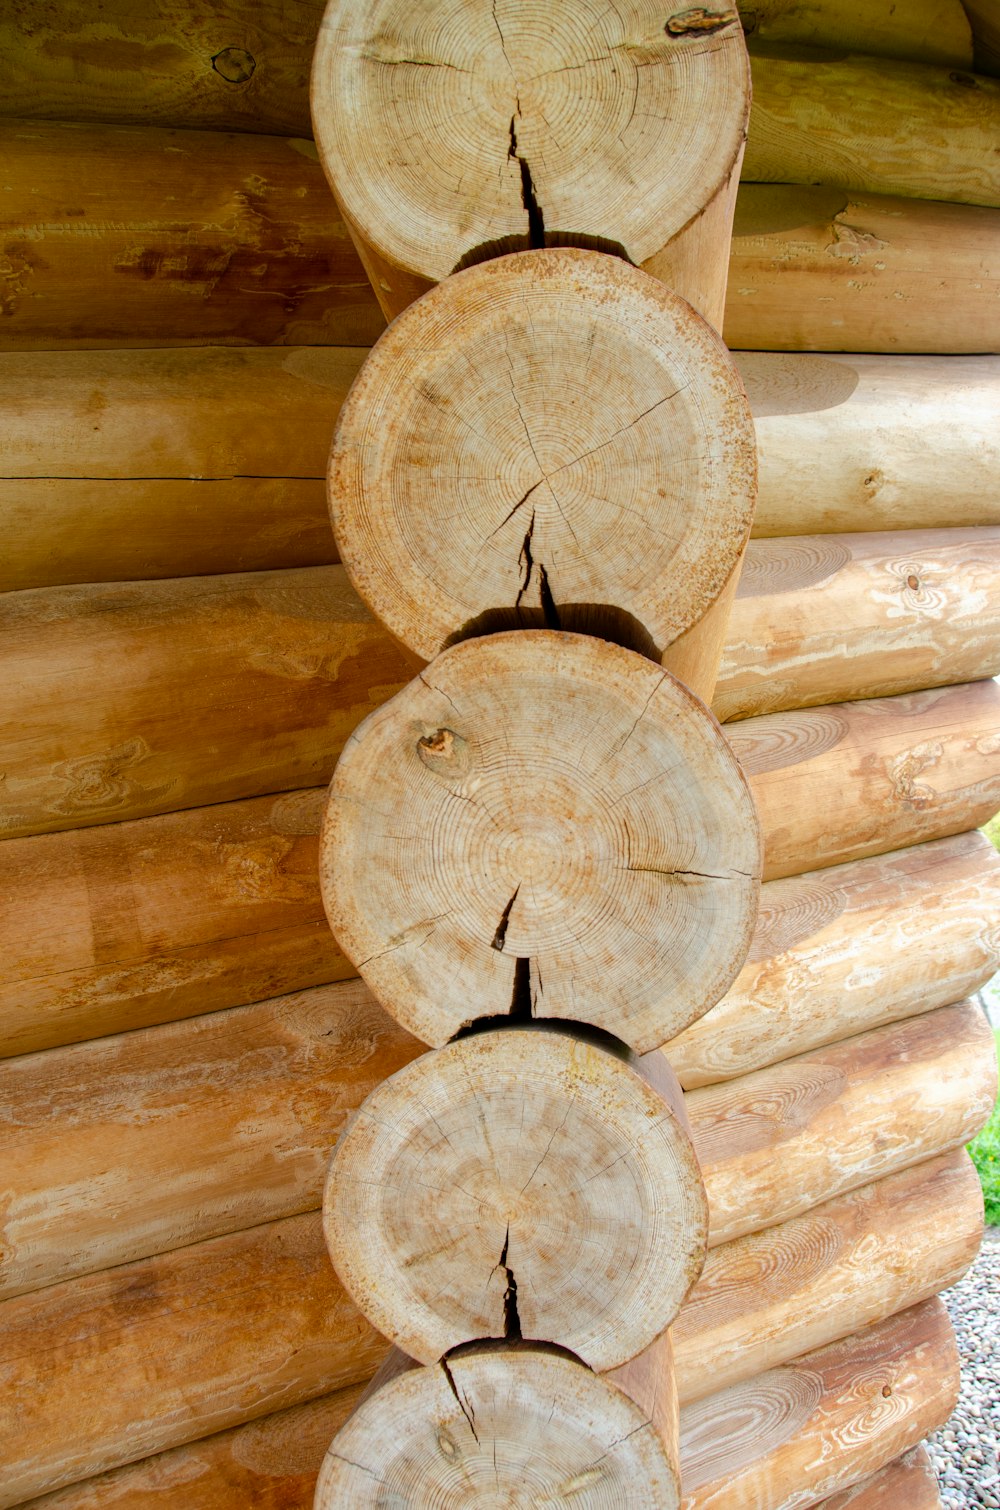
816;1445;942;1508
738;0;972;66
0;566;417;840
745;52;1000;209
735;353;1000;537
0;120;384;351
679;1299;958;1508
666;829;1000;1087
725;184;1000;353
714;527;1000;721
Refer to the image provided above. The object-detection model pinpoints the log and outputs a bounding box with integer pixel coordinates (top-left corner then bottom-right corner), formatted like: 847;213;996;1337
310;0;750;325
817;1446;942;1508
724;184;1000;353
729;678;1000;882
714;527;1000;722
328;248;756;666
689;998;997;1247
737;0;972;66
323;1025;707;1370
666;829;1000;1087
314;1344;681;1507
0;1;324;137
322;631;761;1053
735;353;1000;537
744;52;1000;210
2;1144;973;1504
0;566;417;840
679;1299;958;1509
0;120;383;351
0;347;362;591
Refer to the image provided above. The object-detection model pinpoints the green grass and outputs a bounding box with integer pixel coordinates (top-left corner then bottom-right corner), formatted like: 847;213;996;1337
969;1028;1000;1227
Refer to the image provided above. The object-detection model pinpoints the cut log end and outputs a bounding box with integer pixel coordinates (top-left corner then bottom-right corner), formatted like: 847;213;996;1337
321;631;762;1053
315;1344;681;1508
322;1026;708;1371
329;248;756;665
311;1;749;289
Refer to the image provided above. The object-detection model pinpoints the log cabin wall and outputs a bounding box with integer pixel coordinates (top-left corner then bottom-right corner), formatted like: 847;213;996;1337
2;1;999;1504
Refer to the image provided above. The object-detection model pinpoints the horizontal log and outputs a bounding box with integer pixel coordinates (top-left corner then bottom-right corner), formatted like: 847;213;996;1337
738;0;972;66
666;829;1000;1087
745;52;1000;209
3;1146;975;1504
689;998;997;1247
0;1;323;137
0;566;417;840
818;1446;942;1507
714;527;1000;721
736;352;1000;537
0;347;362;590
729;678;1000;881
679;1298;958;1508
1;982;990;1302
724;184;1000;353
0;120;384;351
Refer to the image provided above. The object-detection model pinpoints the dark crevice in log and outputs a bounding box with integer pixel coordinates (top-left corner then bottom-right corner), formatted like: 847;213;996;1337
491;887;520;951
441;1356;481;1442
538;563;561;629
498;1227;522;1340
514;510;536;614
509;957;533;1020
507;115;546;248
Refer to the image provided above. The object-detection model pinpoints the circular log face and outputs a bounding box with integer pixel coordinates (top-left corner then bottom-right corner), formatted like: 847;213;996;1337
315;1346;681;1507
311;0;749;283
328;248;757;663
321;631;761;1052
323;1027;708;1369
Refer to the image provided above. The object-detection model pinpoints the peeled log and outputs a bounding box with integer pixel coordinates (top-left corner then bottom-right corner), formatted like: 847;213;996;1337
0;348;361;591
731;679;1000;882
324;1026;706;1370
311;0;750;326
666;829;1000;1088
315;1345;681;1508
690;998;998;1248
680;1299;958;1509
0;0;324;136
0;566;416;840
745;52;1000;210
328;249;756;666
322;631;761;1053
738;0;972;66
0;120;383;351
725;184;1000;353
714;527;1000;722
735;352;1000;537
817;1445;942;1508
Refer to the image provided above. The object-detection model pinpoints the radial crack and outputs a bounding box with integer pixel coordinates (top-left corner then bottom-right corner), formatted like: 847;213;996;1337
508;115;546;247
441;1356;481;1443
514;509;536;611
497;1227;522;1340
492;886;520;951
509;956;533;1019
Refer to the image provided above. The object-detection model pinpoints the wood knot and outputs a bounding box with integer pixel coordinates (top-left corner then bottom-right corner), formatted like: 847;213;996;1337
212;47;256;84
906;574;920;591
666;6;738;35
949;71;978;89
417;727;471;776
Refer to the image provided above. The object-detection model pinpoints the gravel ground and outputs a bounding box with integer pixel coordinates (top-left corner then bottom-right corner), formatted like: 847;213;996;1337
929;1230;1000;1507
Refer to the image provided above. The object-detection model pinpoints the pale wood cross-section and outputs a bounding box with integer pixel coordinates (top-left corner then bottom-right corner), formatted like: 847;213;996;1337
311;0;750;321
329;248;757;667
321;631;762;1052
315;1344;681;1508
323;1025;708;1371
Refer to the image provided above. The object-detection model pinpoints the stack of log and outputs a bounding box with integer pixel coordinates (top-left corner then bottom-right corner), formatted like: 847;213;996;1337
1;0;999;1505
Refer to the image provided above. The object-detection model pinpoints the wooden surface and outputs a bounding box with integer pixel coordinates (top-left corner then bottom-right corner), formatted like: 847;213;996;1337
0;566;417;840
323;1027;707;1371
311;0;749;317
714;527;1000;721
725;184;1000;352
0;120;384;351
817;1445;942;1508
0;347;360;590
323;632;760;1052
328;249;756;665
0;0;324;136
666;829;1000;1087
738;0;972;65
745;52;1000;209
315;1346;681;1507
679;1299;958;1508
736;352;1000;537
966;0;1000;76
690;999;997;1247
731;679;1000;881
